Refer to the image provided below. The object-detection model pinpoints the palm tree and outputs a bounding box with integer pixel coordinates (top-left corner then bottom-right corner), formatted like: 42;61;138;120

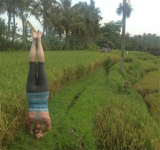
116;0;133;71
89;0;102;43
0;0;12;40
16;0;33;39
0;0;20;41
53;0;87;48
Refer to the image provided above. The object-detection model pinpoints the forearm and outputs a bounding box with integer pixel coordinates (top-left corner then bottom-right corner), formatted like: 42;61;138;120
46;125;51;132
26;123;32;133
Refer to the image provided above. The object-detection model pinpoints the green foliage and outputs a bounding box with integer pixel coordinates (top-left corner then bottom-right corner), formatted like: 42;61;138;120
107;41;115;49
96;37;108;47
0;18;7;38
101;21;122;34
0;51;107;149
124;57;133;62
43;36;62;50
7;50;160;150
86;44;101;51
102;57;117;81
98;21;122;50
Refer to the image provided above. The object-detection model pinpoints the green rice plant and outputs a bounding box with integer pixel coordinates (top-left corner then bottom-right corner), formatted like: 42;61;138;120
134;71;160;98
144;93;160;124
124;57;133;63
134;66;160;127
7;51;160;150
0;50;110;149
102;57;117;81
94;96;160;150
1;50;159;149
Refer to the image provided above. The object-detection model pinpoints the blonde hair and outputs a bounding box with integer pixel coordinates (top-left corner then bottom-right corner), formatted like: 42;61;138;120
33;127;43;134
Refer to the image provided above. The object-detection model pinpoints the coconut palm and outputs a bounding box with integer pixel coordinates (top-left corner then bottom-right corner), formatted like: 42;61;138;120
116;0;133;71
0;0;22;41
89;0;102;43
16;0;33;39
53;0;87;48
31;0;57;44
0;0;13;40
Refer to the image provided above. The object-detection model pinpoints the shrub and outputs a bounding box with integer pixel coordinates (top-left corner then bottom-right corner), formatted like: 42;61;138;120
102;57;117;81
86;44;101;51
124;57;133;63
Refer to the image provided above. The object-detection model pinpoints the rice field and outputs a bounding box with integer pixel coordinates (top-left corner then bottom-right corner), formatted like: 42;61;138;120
0;50;160;149
0;50;118;148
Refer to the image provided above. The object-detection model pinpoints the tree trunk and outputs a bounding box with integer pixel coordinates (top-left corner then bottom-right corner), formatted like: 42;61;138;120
73;31;76;49
21;11;25;39
59;30;62;41
46;26;48;46
120;0;126;71
66;28;69;47
22;19;25;38
42;21;46;39
7;11;11;40
12;12;16;43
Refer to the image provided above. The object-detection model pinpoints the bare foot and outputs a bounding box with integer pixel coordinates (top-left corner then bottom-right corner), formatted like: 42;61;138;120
37;32;43;40
32;31;37;39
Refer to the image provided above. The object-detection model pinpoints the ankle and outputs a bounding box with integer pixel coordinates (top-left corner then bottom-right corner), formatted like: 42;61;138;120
37;38;41;42
32;39;36;43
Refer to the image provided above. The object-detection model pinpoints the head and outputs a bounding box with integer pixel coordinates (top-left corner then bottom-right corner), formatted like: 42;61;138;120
33;123;44;135
33;127;43;134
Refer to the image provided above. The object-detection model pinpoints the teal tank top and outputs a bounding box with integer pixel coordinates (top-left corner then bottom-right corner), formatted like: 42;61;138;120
26;92;49;112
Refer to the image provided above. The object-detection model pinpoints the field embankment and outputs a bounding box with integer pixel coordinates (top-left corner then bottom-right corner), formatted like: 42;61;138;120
7;51;160;150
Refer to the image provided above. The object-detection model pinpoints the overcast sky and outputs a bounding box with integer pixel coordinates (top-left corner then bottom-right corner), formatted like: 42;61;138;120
72;0;160;36
1;0;160;36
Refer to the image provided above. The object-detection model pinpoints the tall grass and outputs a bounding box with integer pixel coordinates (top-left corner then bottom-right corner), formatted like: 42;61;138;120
134;69;160;127
94;54;160;149
0;51;112;149
1;50;160;149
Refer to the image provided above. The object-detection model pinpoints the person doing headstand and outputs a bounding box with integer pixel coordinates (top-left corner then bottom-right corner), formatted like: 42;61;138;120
25;31;51;139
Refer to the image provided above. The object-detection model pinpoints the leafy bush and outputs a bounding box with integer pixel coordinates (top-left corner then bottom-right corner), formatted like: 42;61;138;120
86;44;101;51
124;57;133;63
102;57;117;81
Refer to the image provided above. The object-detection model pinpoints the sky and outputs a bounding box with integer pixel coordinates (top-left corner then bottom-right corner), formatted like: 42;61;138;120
1;0;160;36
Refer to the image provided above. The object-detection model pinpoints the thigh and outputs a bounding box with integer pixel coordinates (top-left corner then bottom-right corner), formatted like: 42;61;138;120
37;62;49;92
26;85;38;93
26;62;38;93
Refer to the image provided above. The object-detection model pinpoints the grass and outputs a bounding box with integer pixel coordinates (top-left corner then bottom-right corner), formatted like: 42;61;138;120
9;55;160;150
1;50;160;149
0;50;117;149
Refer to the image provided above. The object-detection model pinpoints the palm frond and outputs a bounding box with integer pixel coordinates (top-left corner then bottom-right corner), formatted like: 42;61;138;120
116;3;123;16
27;20;36;32
126;3;133;18
0;2;7;13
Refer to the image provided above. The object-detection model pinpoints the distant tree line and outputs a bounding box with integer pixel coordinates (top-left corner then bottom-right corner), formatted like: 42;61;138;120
125;33;160;56
97;21;160;56
0;0;102;51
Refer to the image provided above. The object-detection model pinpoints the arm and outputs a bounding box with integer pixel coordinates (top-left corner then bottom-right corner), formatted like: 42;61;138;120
26;117;33;133
45;118;51;132
35;118;51;138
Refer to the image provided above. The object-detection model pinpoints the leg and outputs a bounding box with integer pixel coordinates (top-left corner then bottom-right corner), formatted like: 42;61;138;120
37;33;49;92
26;32;38;93
37;62;49;92
37;32;45;62
26;62;38;93
29;32;37;62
